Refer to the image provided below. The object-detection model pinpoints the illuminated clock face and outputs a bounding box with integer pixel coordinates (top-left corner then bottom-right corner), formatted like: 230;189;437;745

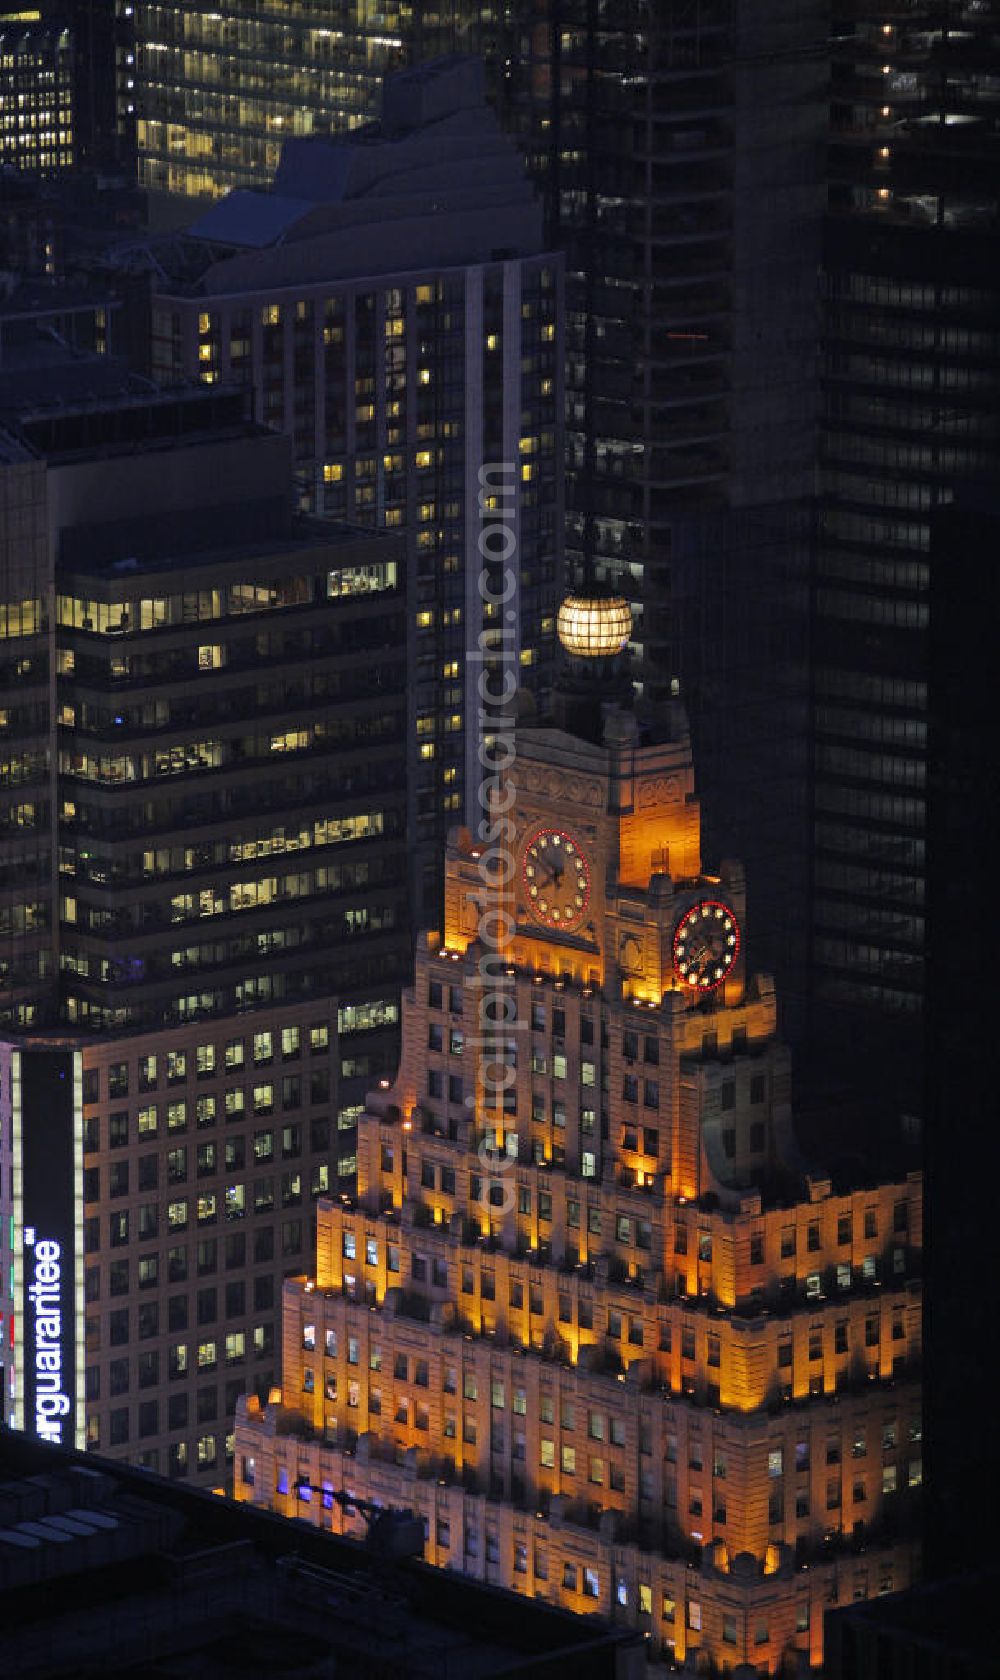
672;900;740;991
522;828;591;929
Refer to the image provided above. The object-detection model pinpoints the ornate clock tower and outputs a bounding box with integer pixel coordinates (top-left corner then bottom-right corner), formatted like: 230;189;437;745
236;596;923;1673
441;596;778;1207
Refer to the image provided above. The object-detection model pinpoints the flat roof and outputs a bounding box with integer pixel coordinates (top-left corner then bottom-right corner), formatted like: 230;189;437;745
62;516;400;582
0;1433;636;1679
829;1569;997;1671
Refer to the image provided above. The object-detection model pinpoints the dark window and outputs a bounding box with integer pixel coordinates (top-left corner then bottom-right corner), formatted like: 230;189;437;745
138;1351;159;1388
138;1303;159;1340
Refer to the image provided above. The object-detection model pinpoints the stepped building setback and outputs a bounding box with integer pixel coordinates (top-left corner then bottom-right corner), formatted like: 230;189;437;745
236;599;922;1672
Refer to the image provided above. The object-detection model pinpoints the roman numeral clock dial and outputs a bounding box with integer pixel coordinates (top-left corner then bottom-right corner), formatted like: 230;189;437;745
521;828;591;931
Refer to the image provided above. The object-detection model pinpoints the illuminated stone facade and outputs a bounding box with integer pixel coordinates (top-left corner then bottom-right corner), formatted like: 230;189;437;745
235;690;922;1671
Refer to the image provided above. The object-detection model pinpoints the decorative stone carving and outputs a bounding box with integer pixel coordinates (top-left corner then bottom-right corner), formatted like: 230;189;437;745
638;775;682;809
619;934;643;976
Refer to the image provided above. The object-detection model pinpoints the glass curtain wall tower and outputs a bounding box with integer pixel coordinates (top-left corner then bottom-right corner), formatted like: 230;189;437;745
812;0;1000;1100
125;1;503;199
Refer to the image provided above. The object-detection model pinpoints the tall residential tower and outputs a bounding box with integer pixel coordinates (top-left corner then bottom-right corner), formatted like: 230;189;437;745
141;58;563;923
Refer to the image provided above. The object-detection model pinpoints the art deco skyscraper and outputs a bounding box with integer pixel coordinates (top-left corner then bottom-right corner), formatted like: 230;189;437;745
236;599;922;1672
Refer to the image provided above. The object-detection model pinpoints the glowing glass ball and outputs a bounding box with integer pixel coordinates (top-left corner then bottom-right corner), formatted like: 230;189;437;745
556;594;632;658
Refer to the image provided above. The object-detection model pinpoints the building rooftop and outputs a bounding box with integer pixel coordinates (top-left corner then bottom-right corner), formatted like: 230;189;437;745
0;280;115;322
128;55;546;296
825;1568;997;1679
183;190;319;250
0;1432;639;1680
61;511;395;581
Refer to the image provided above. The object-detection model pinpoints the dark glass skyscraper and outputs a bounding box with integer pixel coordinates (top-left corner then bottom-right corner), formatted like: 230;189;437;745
501;2;826;704
493;1;826;1029
810;0;1000;1100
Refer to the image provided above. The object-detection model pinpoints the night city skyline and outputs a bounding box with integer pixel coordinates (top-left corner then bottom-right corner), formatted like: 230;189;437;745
1;7;997;1676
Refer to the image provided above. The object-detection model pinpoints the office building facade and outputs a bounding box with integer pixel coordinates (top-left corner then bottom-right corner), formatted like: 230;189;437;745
0;1;128;174
0;385;409;1034
236;600;923;1671
1;1006;398;1481
810;0;1000;1097
144;59;563;920
126;0;501;200
0;383;413;1481
501;1;825;680
0;17;75;173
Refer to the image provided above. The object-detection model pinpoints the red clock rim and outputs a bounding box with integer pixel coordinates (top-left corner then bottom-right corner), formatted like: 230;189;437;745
671;898;740;992
522;828;592;927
